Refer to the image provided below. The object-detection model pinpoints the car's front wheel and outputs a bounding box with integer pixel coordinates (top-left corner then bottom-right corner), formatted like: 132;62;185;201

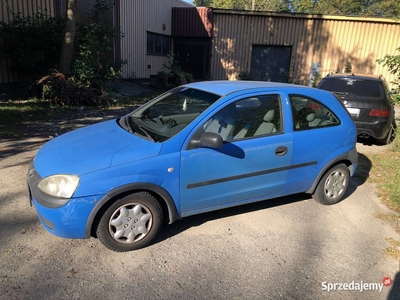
313;164;350;205
96;192;163;252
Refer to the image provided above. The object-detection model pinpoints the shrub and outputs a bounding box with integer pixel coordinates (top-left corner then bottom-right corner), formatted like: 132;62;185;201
0;12;64;80
237;72;253;80
71;0;125;91
155;53;195;89
33;0;126;106
377;48;400;104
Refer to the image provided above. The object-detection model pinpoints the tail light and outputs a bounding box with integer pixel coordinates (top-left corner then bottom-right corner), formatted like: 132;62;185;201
369;108;389;117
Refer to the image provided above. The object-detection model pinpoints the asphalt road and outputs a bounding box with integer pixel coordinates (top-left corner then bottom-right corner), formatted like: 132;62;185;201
1;107;400;300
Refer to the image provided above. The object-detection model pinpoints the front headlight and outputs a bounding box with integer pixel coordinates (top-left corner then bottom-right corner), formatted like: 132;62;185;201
37;175;80;198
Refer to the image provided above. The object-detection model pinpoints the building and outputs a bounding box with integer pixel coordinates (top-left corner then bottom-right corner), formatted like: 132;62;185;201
1;0;400;90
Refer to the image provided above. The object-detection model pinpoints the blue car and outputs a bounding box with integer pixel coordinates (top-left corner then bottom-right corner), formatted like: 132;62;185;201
27;81;358;252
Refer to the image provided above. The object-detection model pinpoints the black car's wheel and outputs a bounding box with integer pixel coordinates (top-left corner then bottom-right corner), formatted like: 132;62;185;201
376;122;395;145
313;164;350;205
96;192;163;252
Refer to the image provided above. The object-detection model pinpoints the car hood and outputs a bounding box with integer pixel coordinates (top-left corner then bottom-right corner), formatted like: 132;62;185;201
34;119;161;177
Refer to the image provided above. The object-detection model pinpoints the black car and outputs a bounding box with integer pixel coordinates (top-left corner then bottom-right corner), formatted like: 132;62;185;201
317;73;397;144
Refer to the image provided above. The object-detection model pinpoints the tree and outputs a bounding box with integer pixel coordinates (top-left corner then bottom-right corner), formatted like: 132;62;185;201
193;0;290;12
193;0;400;17
377;47;400;103
59;0;77;75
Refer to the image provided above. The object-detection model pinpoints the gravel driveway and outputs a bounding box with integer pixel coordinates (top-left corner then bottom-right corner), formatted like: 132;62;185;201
1;97;400;300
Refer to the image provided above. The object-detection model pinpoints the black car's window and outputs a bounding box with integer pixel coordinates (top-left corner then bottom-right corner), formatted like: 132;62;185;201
123;87;220;142
290;95;340;131
202;94;282;142
318;78;384;99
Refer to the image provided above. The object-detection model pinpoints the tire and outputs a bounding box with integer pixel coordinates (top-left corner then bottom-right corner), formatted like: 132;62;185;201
312;164;350;205
96;192;163;252
376;123;395;145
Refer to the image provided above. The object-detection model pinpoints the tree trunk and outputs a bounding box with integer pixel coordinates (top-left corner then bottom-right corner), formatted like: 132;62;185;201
59;0;77;75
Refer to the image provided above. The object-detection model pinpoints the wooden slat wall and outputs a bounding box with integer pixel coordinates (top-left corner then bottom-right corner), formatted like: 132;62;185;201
211;10;400;89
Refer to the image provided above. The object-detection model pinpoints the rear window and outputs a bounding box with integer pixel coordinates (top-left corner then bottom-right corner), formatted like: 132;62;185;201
318;78;384;98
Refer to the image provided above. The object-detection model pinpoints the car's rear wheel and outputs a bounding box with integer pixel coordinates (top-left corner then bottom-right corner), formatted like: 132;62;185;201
313;164;350;205
376;122;395;145
96;192;163;252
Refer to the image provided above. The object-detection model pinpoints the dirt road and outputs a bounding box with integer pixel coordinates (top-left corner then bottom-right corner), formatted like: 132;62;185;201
1;108;399;300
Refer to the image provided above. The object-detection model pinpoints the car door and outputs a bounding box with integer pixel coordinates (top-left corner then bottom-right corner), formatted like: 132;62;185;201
179;93;293;216
283;93;344;195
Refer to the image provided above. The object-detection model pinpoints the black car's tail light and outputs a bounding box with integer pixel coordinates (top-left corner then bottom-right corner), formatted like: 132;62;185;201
369;108;389;117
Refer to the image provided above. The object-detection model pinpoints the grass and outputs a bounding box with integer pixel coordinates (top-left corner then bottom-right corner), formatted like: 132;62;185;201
368;127;400;212
0;92;156;138
384;237;400;260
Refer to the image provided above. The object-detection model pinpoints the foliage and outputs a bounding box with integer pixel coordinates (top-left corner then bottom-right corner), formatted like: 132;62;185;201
193;0;400;17
369;127;400;212
1;0;125;106
237;71;253;80
0;12;64;80
33;0;126;106
193;0;290;12
311;72;321;87
71;0;125;93
156;53;194;89
34;69;102;106
377;47;400;103
344;61;352;73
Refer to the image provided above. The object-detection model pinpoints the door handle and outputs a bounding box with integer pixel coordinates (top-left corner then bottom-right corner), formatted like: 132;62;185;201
275;146;288;156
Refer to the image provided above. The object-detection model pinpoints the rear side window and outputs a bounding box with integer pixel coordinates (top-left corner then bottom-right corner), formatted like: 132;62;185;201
290;95;340;131
319;78;384;98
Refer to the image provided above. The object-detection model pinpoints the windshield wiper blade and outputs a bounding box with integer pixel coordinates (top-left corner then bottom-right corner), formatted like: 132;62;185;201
124;116;135;133
118;116;133;133
138;125;155;142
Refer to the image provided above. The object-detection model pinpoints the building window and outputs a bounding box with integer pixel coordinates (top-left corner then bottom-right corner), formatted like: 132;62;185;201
147;32;170;56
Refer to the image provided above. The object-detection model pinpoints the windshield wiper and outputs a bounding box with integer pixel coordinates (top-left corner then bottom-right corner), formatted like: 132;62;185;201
126;117;155;141
118;116;134;133
137;125;155;142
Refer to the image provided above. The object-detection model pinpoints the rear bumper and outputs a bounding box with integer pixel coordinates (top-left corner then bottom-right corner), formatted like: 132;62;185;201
355;120;390;139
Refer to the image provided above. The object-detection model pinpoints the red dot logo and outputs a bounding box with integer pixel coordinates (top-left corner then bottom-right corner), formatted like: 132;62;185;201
383;277;393;287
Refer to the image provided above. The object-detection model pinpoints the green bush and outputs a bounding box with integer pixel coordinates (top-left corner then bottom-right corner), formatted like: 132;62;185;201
237;72;253;80
72;0;125;91
35;0;126;106
2;0;126;106
155;53;195;89
0;12;64;80
377;47;400;104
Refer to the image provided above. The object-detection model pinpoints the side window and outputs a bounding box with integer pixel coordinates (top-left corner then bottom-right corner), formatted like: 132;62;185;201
203;94;282;141
290;95;340;131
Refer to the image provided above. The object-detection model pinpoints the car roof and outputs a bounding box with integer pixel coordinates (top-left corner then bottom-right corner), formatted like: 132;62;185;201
183;80;311;96
322;73;384;82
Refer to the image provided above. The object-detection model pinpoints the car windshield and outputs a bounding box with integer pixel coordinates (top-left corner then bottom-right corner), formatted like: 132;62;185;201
120;87;220;142
319;78;384;99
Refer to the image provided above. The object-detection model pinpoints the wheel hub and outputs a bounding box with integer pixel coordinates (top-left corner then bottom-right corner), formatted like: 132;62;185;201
108;203;152;244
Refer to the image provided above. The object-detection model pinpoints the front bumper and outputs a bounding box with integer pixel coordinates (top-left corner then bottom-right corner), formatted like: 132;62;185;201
27;166;105;239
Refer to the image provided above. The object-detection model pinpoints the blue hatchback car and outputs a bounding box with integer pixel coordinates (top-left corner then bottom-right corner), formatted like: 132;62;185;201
27;81;358;251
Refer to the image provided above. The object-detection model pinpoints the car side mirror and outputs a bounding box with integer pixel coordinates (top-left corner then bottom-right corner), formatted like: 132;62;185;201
200;132;224;148
188;132;224;149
